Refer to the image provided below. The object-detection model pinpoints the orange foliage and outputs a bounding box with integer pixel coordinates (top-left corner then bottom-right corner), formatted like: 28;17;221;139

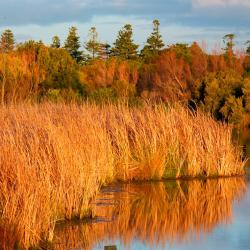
190;42;208;80
138;49;192;103
0;52;44;104
80;58;139;93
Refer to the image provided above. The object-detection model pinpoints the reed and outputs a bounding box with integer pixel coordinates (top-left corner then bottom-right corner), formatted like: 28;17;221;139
0;102;245;248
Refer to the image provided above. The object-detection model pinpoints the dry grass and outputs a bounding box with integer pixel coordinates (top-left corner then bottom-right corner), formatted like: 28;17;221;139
53;178;246;249
0;102;245;248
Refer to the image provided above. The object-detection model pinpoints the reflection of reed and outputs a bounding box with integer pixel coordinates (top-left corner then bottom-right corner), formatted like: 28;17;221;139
53;178;246;250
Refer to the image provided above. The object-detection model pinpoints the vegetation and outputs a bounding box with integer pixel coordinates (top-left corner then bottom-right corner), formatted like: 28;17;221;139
64;26;83;63
0;23;250;124
0;29;15;53
111;24;139;60
85;27;102;60
51;36;61;49
0;21;248;249
140;19;165;60
0;103;245;249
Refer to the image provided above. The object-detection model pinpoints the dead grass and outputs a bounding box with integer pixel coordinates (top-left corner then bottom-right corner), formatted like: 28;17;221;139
0;102;245;248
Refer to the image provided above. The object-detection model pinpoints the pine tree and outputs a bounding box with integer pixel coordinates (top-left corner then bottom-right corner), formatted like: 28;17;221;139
51;36;61;48
0;29;15;53
141;19;164;59
85;27;101;60
223;34;236;65
98;43;111;59
223;34;235;55
64;26;82;63
112;24;138;60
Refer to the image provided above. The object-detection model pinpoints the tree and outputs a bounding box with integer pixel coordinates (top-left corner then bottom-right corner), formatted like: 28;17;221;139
112;24;138;60
194;71;243;122
244;41;250;75
246;40;250;56
141;19;164;59
223;34;235;52
85;27;101;60
0;29;15;53
223;34;235;62
99;43;111;59
222;34;236;68
51;36;61;48
64;26;82;63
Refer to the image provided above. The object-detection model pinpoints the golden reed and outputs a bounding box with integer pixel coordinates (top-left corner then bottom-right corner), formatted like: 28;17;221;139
0;103;245;248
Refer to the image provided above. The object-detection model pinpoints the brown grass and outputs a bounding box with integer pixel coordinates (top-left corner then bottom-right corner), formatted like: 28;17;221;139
0;102;245;248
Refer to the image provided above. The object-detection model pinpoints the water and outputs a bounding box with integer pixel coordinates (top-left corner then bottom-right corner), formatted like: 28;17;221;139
53;177;250;250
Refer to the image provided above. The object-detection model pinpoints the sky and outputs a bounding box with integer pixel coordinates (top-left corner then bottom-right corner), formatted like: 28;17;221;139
0;0;249;50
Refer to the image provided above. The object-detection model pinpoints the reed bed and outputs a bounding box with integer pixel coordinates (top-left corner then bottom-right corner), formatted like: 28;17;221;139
53;178;246;249
0;102;245;249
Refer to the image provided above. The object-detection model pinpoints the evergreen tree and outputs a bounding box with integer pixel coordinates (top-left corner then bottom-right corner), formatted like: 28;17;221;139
0;29;15;53
141;19;164;59
51;36;61;48
98;43;111;59
112;24;138;60
223;34;235;55
64;26;82;63
85;27;101;59
223;34;236;65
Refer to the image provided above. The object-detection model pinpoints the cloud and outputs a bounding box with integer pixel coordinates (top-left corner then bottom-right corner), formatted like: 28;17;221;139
193;0;250;8
0;0;249;48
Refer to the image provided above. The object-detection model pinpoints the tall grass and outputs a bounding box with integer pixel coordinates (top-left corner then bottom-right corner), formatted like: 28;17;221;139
0;103;245;248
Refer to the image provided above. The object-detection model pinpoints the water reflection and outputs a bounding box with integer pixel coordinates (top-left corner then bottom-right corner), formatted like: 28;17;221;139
53;178;246;250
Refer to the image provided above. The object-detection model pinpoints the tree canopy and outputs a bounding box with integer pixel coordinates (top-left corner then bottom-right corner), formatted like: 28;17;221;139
51;36;61;48
141;19;164;59
85;27;102;60
64;26;82;63
0;29;15;53
112;24;139;60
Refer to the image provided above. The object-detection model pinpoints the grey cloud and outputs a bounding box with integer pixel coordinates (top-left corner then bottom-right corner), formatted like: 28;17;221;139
0;0;249;33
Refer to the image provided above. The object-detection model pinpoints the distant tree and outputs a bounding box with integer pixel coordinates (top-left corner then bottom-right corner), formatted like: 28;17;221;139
51;36;61;48
246;40;250;56
0;29;15;53
194;70;244;122
85;27;101;60
244;41;250;75
141;19;164;59
190;42;207;80
171;43;192;63
112;24;138;60
223;34;235;52
97;43;112;60
223;34;235;64
64;26;82;63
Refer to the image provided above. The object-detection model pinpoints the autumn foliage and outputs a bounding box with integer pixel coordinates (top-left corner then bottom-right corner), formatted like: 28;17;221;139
1;36;250;123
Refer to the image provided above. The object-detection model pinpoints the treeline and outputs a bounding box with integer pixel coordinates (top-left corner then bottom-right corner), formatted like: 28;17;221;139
1;20;250;124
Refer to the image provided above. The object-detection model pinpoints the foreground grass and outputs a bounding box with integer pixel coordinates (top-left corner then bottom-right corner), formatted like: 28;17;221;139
0;103;245;249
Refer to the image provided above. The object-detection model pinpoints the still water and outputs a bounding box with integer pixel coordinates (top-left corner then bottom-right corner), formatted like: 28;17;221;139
53;176;250;250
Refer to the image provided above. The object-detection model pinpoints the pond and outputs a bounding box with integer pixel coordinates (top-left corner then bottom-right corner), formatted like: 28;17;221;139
53;175;250;250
